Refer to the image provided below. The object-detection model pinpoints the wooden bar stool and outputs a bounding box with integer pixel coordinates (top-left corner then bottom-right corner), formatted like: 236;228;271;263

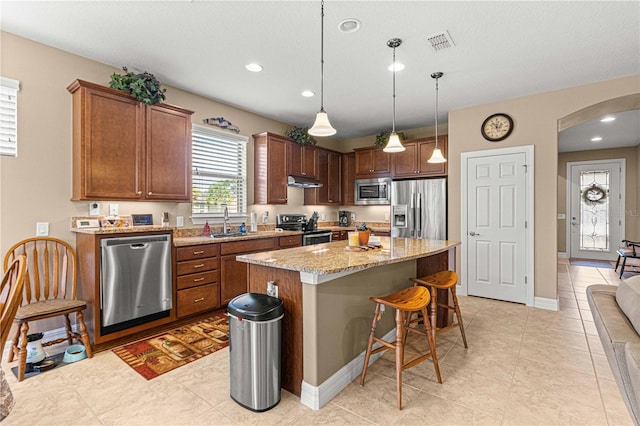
410;270;468;348
360;286;442;410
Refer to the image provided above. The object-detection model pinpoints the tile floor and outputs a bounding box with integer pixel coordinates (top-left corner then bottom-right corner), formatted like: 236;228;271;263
1;259;633;425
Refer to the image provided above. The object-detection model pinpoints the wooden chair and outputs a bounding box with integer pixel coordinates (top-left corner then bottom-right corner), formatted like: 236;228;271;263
360;286;442;410
615;240;640;279
4;238;93;381
1;256;27;360
410;270;468;348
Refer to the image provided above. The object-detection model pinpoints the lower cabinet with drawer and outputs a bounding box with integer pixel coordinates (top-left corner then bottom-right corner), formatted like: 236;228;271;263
220;237;277;304
175;244;220;318
279;234;302;249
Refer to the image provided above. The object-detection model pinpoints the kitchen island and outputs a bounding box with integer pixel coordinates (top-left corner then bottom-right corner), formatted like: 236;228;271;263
237;237;460;410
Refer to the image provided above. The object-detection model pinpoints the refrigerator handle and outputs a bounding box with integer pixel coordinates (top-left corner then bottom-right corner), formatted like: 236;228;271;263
416;192;422;238
410;193;416;238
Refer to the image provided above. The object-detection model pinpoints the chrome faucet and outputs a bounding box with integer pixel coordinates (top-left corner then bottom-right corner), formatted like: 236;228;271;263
223;206;230;234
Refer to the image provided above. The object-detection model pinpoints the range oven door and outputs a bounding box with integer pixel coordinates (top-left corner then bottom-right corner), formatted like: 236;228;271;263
302;231;332;246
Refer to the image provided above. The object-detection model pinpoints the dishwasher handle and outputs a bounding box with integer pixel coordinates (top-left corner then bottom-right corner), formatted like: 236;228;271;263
130;243;148;250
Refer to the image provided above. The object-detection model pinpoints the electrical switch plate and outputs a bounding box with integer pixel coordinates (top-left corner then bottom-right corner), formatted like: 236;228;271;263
109;204;119;216
89;202;101;216
557;213;566;220
267;281;278;298
176;216;184;227
36;222;49;236
384;212;390;221
321;213;326;220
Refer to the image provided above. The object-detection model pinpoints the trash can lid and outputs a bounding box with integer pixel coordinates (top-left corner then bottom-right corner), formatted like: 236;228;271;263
227;292;283;321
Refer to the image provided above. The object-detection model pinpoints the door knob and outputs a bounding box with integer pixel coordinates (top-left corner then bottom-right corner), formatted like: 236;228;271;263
469;231;480;236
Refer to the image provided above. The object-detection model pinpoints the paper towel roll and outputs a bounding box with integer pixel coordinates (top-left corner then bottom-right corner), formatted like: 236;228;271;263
250;212;258;232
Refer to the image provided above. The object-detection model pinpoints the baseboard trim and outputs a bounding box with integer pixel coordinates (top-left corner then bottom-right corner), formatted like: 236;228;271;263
300;328;396;410
534;296;559;311
557;252;568;259
2;326;72;362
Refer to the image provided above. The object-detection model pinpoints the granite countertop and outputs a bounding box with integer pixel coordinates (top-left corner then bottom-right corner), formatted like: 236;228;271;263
236;237;460;275
173;230;302;246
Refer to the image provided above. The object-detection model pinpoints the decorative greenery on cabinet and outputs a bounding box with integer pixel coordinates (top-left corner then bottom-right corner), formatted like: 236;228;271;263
109;67;166;105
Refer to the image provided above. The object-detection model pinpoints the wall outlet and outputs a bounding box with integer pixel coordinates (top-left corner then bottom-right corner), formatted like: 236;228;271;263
176;216;184;227
109;203;119;216
36;222;49;236
89;202;101;216
267;281;278;298
384;212;390;221
321;213;325;220
351;213;356;221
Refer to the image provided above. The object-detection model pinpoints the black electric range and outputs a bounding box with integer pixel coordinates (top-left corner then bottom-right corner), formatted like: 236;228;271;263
276;214;332;245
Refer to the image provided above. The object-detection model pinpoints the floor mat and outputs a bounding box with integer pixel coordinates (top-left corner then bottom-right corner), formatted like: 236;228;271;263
569;258;614;268
112;314;228;380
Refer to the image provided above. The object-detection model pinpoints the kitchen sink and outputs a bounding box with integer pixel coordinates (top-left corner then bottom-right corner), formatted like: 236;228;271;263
210;232;246;238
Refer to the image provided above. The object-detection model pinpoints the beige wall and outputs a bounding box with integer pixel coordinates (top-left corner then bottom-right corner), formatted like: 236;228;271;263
449;75;640;300
557;147;638;253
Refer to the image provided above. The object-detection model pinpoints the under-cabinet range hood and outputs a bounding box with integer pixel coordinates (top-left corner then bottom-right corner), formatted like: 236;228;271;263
287;175;322;188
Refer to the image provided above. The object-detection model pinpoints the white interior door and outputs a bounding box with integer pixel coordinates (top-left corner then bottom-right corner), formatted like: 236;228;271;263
466;151;528;304
568;160;624;261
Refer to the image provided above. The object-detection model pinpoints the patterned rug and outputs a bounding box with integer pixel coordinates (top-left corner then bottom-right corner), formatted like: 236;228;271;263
113;314;229;380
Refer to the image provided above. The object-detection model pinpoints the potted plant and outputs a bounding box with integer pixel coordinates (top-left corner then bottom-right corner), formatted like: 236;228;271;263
375;131;405;148
357;223;371;246
109;67;166;105
287;126;317;146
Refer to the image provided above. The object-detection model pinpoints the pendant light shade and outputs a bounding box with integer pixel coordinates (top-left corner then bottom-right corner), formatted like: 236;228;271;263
383;38;405;153
428;72;446;163
309;0;336;137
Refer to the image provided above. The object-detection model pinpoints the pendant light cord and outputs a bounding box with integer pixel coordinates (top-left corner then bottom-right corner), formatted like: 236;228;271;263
435;75;439;148
319;0;325;113
392;45;396;133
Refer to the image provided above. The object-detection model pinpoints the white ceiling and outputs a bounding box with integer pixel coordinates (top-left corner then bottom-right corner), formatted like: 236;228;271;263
2;1;639;147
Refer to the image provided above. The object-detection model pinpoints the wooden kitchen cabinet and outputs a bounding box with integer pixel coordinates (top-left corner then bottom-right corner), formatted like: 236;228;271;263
278;234;302;248
175;244;220;318
288;143;318;179
354;147;391;178
304;148;342;205
68;79;193;201
391;136;448;178
332;230;348;241
220;237;278;304
253;132;289;204
342;152;355;205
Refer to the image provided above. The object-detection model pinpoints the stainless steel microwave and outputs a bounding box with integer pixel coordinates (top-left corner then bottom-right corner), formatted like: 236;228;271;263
354;177;391;205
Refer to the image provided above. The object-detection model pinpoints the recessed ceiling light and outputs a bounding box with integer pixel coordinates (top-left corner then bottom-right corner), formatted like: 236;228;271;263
388;63;405;72
600;116;616;122
301;90;315;97
338;18;361;33
245;63;263;72
591;136;603;142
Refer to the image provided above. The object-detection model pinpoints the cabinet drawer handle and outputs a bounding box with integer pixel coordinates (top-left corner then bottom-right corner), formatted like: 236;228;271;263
193;277;205;282
192;264;205;269
137;191;142;195
193;250;205;255
148;191;153;195
193;297;205;303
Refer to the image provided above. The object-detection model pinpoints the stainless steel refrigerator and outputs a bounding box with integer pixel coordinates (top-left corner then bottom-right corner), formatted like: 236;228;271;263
391;178;447;239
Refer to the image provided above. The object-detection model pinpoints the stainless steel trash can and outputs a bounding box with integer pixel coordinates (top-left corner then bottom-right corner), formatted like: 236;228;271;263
228;292;284;412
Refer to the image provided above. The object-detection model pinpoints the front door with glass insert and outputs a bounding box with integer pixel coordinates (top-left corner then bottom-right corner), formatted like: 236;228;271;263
569;160;624;261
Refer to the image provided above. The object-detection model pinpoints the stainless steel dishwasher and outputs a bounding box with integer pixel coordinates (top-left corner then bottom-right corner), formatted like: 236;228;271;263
100;234;172;335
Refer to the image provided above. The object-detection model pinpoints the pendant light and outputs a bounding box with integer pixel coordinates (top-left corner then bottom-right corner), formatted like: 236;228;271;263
428;72;447;163
308;0;336;137
383;38;405;153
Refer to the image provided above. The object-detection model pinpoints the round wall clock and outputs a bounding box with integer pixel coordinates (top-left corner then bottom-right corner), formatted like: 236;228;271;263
481;113;514;142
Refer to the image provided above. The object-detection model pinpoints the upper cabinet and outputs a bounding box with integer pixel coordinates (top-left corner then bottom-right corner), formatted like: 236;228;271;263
391;136;448;178
288;143;318;179
68;80;193;201
341;152;355;206
354;147;391;178
304;148;342;206
253;132;289;205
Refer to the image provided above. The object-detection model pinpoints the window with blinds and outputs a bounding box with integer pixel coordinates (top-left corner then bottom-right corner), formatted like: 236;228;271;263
0;77;20;157
191;124;248;217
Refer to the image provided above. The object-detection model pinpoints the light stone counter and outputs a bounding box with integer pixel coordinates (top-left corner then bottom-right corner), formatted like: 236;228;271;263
173;230;301;246
237;237;459;277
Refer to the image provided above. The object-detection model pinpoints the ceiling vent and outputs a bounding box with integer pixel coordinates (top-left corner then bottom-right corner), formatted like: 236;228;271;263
427;30;455;51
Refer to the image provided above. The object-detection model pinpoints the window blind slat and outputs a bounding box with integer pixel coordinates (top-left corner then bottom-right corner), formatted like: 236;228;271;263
0;76;19;157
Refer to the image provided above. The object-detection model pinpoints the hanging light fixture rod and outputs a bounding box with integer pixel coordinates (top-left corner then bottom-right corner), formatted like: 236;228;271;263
428;71;447;163
309;0;336;137
383;38;406;153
